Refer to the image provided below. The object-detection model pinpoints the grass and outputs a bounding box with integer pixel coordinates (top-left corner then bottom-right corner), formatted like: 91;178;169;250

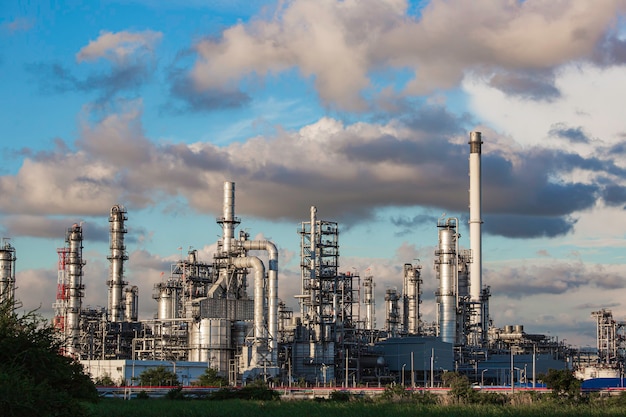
84;398;626;417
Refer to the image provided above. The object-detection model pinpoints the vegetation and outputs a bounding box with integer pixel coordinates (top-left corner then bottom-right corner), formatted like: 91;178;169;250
138;365;179;386
85;397;626;417
210;379;280;401
94;373;117;386
540;368;583;403
192;367;228;387
0;299;98;417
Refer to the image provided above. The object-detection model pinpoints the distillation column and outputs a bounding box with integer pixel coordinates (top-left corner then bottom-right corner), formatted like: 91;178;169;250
107;205;128;322
435;219;458;344
402;263;422;335
385;288;400;337
469;131;484;344
363;274;375;331
0;239;16;306
66;224;85;357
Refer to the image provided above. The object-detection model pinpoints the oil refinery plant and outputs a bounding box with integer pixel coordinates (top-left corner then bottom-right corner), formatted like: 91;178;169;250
1;132;624;388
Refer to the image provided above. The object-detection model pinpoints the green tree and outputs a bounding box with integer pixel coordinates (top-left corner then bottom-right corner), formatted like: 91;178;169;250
442;372;478;404
94;373;117;386
193;367;227;386
139;365;180;386
540;368;582;402
0;300;98;417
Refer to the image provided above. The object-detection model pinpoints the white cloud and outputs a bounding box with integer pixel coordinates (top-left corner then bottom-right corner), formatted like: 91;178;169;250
76;30;162;64
190;0;626;110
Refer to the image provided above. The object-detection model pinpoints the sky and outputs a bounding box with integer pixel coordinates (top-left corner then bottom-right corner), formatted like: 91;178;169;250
2;0;626;348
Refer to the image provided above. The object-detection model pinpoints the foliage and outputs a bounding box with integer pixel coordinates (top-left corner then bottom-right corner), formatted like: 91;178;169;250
210;380;280;401
539;369;582;403
139;365;180;386
166;386;186;400
192;367;228;387
95;372;117;386
329;390;352;402
86;396;626;417
0;299;98;417
380;384;412;402
442;372;478;404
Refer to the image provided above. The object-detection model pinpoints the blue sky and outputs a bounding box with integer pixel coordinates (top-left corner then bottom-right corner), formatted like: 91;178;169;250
2;0;626;347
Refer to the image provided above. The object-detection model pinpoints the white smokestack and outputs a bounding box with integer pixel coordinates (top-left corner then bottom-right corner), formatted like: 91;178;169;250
468;131;483;335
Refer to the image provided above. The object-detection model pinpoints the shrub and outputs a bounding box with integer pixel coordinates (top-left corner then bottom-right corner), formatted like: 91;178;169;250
0;300;98;417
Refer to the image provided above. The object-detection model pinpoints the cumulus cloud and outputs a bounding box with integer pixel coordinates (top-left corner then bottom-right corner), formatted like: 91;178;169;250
189;0;626;110
1;102;622;239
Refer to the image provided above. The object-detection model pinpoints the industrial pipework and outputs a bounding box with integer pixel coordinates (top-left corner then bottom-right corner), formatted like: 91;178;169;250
219;181;280;377
0;239;16;306
107;205;128;322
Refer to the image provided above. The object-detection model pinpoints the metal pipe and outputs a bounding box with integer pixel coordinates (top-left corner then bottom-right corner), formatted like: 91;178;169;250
223;182;235;254
242;240;279;364
232;256;265;367
469;131;483;341
364;275;375;331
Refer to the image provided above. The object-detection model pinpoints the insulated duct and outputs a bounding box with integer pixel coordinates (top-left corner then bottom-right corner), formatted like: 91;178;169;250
231;256;265;368
241;240;279;364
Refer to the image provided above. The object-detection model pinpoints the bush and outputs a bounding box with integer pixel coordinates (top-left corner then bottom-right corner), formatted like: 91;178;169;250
0;300;98;417
166;386;186;400
329;390;352;402
139;366;179;386
539;369;582;403
209;380;280;401
380;384;412;402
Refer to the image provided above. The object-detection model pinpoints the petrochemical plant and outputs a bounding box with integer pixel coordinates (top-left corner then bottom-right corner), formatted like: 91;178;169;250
1;132;624;388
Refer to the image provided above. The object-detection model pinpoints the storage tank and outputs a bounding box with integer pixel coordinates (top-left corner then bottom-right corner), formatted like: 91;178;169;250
189;318;231;373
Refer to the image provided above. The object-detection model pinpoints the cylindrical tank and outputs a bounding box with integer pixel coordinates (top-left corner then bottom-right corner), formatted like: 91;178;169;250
124;286;138;322
437;220;457;344
189;318;231;372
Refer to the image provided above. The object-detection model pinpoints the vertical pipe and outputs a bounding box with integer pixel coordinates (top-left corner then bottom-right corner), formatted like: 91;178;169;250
242;240;279;365
469;131;483;342
309;206;318;331
232;256;265;367
364;275;375;331
223;182;235;254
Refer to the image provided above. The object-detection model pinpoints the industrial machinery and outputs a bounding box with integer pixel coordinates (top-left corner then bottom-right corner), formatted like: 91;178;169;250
0;239;16;307
41;132;575;386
